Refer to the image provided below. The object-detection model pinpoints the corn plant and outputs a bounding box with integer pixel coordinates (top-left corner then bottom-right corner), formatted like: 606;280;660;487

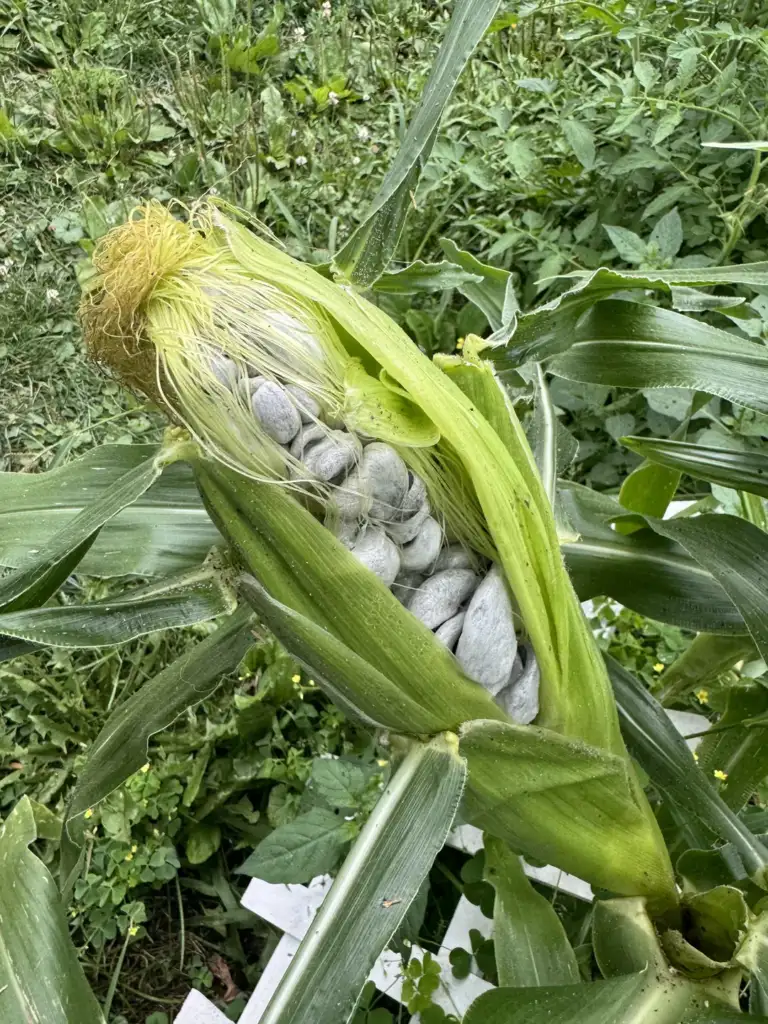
5;1;768;1021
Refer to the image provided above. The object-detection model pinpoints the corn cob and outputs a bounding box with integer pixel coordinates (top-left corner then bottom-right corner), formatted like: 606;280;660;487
81;201;677;905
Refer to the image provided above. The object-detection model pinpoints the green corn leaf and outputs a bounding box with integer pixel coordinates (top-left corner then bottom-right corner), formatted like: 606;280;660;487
559;483;744;635
0;444;217;578
258;734;465;1024
650;514;768;665
487;264;768;368
0;635;39;663
695;686;768;812
239;574;449;733
372;259;484;294
607;656;768;889
0;444;180;613
60;605;255;889
622;438;768;499
438;238;519;331
593;898;669;978
547;300;768;413
333;0;501;287
484;835;580;987
0;797;105;1024
464;972;694;1024
0;567;234;647
196;460;507;731
658;634;757;706
460;719;677;908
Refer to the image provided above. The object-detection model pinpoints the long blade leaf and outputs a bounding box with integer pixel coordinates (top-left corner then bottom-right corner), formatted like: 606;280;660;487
0;798;105;1024
607;656;768;888
258;734;466;1024
484;835;580;987
0;568;234;647
333;0;500;286
61;605;255;888
547;300;768;413
622;437;768;500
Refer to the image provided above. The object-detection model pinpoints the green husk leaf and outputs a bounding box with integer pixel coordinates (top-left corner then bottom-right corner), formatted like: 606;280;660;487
460;719;676;907
61;605;256;889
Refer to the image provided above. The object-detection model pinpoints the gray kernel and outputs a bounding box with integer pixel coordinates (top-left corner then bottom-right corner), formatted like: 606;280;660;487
290;423;326;460
384;500;430;545
211;352;237;388
252;381;302;444
391;572;424;605
362;444;410;520
397;475;427;519
400;516;443;573
350;526;400;586
435;611;466;652
286;384;322;423
303;430;361;482
455;564;517;696
434;544;475;572
407;569;478;630
498;643;539;724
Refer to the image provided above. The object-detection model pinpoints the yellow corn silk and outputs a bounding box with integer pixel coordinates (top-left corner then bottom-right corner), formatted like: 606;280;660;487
82;202;676;908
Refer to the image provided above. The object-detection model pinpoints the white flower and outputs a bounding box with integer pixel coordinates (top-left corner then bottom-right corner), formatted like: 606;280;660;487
321;0;331;16
46;288;60;302
362;93;370;102
352;156;360;165
295;155;308;166
290;128;298;137
328;91;339;106
209;186;218;196
293;25;306;40
356;125;370;141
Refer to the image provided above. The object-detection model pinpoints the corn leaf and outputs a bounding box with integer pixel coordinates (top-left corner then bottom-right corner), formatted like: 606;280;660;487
650;514;768;665
0;445;217;577
60;605;255;889
464;972;694;1024
488;264;768;368
460;719;676;906
484;835;580;987
607;656;768;889
258;735;465;1024
0;568;234;647
547;300;768;413
438;238;519;330
0;445;179;613
333;0;501;287
559;483;744;634
0;797;105;1024
622;438;768;500
372;259;483;294
0;635;39;663
239;574;448;733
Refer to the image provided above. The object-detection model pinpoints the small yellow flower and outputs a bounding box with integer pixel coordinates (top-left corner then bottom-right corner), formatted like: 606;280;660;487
695;689;709;704
125;852;134;861
129;925;139;937
291;674;301;683
84;808;94;819
654;662;664;673
456;338;464;351
140;762;150;773
693;751;699;762
376;759;389;767
308;679;316;686
131;844;138;853
714;769;728;781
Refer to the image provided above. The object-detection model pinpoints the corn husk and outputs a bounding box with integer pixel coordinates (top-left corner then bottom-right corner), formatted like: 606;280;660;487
81;201;676;905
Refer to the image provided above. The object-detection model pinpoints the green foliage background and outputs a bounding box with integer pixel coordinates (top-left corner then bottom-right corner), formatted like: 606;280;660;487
2;0;768;1019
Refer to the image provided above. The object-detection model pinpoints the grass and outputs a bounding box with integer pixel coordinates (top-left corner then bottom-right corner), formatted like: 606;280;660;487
3;0;768;1018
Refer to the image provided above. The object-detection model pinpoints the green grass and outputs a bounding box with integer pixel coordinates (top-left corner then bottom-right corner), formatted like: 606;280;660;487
3;0;768;1018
